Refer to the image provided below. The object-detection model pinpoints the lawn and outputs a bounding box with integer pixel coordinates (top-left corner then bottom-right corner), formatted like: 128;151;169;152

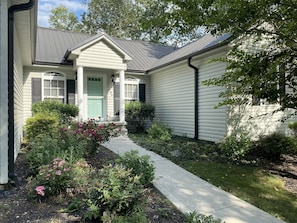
129;133;297;223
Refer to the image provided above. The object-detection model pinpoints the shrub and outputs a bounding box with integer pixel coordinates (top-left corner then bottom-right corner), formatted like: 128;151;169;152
148;121;172;141
25;112;59;142
72;120;120;156
116;150;155;187
288;122;297;137
25;128;89;173
27;158;73;199
32;100;78;124
25;135;64;173
253;132;296;160
27;158;92;200
186;211;223;223
125;101;155;133
218;131;252;161
84;164;144;221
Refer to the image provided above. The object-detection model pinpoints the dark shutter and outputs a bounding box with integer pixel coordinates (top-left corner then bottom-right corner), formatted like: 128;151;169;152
139;84;146;102
32;78;41;103
114;83;120;115
67;80;75;104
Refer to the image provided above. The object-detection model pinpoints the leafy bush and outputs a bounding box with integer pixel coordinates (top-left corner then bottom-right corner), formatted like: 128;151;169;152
25;129;88;173
125;101;155;133
84;164;144;221
27;158;92;200
148;121;172;141
288;122;297;137
27;158;73;199
72;120;120;156
25;112;59;142
186;211;223;223
32;100;78;124
116;150;155;187
218;131;252;161
253;132;296;160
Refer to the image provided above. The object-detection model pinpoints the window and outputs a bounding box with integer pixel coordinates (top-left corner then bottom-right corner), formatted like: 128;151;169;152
125;77;139;101
43;72;65;103
114;77;145;115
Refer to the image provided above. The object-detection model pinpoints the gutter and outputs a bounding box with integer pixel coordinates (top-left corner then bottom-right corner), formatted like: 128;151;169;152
188;57;199;140
8;0;35;184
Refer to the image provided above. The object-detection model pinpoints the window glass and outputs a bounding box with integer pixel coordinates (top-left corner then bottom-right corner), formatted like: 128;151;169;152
43;72;65;102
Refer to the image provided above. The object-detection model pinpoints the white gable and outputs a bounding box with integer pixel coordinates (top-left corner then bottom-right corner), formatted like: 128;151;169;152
76;39;127;70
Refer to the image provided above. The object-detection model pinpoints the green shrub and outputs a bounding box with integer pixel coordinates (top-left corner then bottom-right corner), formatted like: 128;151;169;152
71;120;121;156
253;132;296;160
27;158;92;200
27;158;73;199
32;100;78;124
25;112;59;142
125;101;155;133
288;122;297;137
84;164;144;221
186;211;223;223
148;121;172;141
116;150;155;187
218;131;252;161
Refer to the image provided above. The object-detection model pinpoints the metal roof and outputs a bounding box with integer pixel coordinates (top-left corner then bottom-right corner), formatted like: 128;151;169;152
147;33;232;72
35;27;230;72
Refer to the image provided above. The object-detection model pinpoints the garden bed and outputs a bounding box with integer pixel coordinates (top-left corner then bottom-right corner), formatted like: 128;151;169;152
0;146;187;223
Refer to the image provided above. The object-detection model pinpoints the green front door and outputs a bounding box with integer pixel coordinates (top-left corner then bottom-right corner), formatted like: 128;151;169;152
87;77;103;119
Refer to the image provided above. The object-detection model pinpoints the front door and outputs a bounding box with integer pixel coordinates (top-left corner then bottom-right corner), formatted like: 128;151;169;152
87;77;103;119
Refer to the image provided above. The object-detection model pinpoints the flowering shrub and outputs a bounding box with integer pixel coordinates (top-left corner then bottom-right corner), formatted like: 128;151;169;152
27;158;94;200
72;120;120;156
27;158;73;199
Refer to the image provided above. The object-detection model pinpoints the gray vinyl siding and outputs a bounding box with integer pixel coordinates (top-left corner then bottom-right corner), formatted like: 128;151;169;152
151;61;195;138
77;40;126;70
198;60;227;142
13;25;25;162
228;105;297;139
0;0;8;184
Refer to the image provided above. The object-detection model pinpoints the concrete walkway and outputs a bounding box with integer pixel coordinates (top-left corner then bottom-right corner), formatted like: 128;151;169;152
103;135;286;223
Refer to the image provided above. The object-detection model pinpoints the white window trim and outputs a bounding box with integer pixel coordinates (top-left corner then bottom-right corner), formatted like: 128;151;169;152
42;71;66;103
124;77;139;101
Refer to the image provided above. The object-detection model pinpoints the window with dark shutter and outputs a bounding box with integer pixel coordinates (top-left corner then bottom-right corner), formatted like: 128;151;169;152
32;78;41;103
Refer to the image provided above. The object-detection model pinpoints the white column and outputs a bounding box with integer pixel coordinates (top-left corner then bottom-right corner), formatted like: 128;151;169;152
119;70;125;123
77;66;84;121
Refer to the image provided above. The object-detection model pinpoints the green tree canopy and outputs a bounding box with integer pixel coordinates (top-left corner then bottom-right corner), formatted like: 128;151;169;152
48;0;204;45
49;5;81;32
155;0;297;112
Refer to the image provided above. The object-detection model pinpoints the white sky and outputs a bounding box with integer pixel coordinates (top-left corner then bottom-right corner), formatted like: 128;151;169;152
38;0;88;27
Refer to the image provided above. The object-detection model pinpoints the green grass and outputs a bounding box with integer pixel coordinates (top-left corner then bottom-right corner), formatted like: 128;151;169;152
129;133;297;223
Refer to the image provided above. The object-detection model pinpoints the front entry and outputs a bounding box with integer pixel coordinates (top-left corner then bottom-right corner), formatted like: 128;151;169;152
87;77;103;119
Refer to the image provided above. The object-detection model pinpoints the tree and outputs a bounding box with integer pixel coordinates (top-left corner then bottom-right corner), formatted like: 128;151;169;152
155;0;297;112
49;5;81;32
48;1;204;45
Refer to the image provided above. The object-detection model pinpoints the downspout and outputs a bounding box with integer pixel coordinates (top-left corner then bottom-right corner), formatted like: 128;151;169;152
188;57;199;140
8;0;35;183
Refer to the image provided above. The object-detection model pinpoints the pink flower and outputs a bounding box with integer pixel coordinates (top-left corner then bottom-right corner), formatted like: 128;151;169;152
56;170;62;176
35;186;45;196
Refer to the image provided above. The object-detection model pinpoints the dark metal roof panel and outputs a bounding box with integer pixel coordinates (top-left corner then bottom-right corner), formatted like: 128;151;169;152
35;27;175;70
35;27;90;64
148;33;231;71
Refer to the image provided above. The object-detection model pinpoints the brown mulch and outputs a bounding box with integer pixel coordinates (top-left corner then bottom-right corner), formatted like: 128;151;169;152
0;147;187;223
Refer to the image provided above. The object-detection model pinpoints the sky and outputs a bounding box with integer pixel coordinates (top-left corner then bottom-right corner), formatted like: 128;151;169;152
38;0;88;27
